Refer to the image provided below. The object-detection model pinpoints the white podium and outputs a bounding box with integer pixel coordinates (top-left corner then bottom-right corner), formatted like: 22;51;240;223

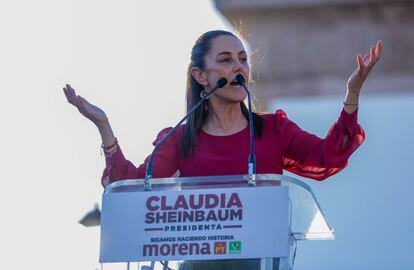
99;174;334;270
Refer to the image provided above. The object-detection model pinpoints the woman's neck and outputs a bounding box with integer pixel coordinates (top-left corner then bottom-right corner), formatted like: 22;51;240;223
202;101;247;136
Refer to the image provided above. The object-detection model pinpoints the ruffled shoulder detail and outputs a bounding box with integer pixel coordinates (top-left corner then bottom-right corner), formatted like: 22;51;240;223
152;125;184;147
275;109;288;119
152;127;174;146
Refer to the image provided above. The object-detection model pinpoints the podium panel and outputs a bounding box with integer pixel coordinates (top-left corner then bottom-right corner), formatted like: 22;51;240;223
100;174;334;270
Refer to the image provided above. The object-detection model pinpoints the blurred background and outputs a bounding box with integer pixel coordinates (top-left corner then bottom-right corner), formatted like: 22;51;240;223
0;0;413;269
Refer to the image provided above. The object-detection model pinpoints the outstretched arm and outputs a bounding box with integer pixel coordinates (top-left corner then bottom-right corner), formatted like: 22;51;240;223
63;84;117;154
343;40;382;114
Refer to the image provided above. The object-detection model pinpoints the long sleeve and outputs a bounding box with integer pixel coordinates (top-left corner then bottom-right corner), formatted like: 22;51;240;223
101;127;181;187
276;109;365;180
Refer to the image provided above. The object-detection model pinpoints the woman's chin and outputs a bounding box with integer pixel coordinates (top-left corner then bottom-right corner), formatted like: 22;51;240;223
230;86;247;100
212;85;247;102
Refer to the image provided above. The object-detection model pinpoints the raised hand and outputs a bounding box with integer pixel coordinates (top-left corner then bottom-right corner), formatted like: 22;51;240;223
347;40;382;95
63;84;109;128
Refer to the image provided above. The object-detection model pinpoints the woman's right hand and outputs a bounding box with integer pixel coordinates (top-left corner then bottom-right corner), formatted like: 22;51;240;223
63;84;109;129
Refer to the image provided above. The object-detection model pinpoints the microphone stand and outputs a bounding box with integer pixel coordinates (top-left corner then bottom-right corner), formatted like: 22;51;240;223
144;78;228;191
236;74;256;186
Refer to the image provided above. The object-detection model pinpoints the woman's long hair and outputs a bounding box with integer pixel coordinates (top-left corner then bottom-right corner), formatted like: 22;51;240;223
180;30;263;157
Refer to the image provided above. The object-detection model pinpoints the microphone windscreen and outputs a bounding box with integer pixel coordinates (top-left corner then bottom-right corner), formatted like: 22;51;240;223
216;77;228;88
235;74;246;85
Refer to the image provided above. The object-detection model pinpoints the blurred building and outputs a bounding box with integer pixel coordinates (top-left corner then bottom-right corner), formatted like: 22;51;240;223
214;0;414;109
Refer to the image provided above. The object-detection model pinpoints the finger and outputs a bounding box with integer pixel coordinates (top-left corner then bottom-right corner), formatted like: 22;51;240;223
368;45;375;66
375;40;382;60
65;84;75;97
66;84;74;93
357;53;365;70
66;84;78;98
63;87;76;105
68;84;82;107
358;53;369;77
363;53;370;64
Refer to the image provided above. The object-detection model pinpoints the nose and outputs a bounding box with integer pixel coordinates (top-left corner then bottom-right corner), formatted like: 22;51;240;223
233;59;244;74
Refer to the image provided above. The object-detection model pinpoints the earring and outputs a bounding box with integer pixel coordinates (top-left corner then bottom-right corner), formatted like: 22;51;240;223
200;89;208;99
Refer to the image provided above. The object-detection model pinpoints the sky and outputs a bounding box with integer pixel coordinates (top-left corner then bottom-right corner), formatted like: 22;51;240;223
1;1;413;270
0;1;229;270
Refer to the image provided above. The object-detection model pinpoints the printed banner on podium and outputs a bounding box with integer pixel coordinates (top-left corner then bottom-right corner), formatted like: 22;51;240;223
100;186;289;262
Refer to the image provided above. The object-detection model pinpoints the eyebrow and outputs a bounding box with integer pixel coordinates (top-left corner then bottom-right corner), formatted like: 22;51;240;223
216;51;247;57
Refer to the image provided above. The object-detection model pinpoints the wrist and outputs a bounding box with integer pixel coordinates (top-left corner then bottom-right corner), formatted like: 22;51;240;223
343;90;360;114
98;122;116;147
344;90;359;103
343;102;358;114
101;137;118;156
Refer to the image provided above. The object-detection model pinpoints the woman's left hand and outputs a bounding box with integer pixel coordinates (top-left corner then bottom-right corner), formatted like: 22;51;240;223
347;40;382;96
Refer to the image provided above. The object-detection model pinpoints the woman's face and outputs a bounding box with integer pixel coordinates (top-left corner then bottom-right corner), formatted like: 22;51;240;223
202;35;250;102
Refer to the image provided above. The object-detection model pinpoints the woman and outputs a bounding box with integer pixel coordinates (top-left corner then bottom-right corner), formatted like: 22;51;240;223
64;30;381;269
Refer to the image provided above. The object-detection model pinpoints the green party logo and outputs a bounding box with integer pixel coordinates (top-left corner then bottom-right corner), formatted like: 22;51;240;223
229;241;241;254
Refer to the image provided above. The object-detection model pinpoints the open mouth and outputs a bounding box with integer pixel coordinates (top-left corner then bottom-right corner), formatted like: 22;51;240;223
230;79;241;86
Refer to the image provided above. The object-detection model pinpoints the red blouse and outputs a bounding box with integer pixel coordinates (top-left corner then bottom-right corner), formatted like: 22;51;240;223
101;109;364;187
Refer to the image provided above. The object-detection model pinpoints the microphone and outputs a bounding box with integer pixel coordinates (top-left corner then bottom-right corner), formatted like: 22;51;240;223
144;77;228;190
235;74;256;179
